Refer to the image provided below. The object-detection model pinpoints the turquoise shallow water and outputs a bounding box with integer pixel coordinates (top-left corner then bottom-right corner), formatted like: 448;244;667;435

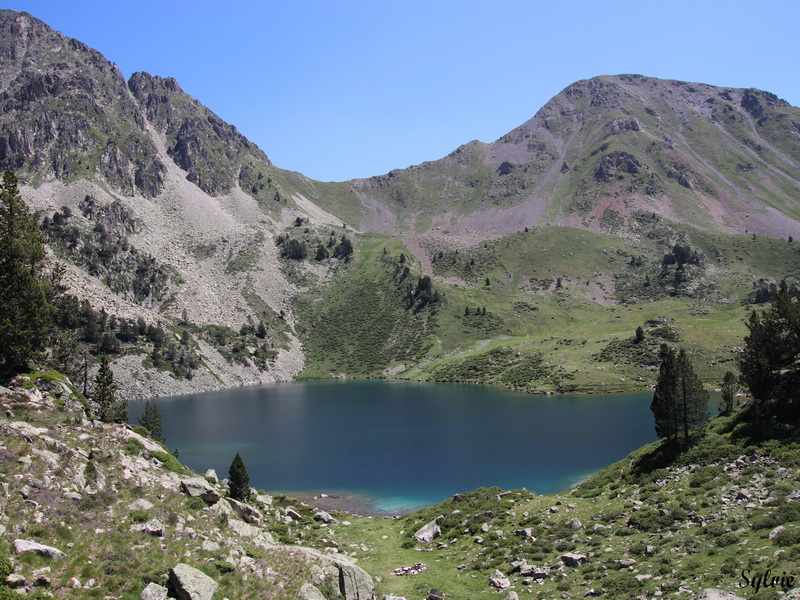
130;380;656;513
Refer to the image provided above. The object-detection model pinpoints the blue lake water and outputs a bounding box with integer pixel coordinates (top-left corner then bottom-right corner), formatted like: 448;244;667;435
129;380;656;513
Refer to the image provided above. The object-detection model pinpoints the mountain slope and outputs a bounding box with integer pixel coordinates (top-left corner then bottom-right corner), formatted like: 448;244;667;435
342;75;800;240
1;9;800;400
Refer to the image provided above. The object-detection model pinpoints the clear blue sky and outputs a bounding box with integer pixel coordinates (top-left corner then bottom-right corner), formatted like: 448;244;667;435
9;1;800;182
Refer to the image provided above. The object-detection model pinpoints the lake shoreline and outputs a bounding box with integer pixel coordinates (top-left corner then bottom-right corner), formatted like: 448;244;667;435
281;490;423;517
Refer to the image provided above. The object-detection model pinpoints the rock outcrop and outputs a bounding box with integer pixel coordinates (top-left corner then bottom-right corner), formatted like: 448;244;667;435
167;563;219;600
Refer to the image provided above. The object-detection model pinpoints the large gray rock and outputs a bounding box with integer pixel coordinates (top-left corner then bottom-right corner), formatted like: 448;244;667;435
180;477;221;504
168;563;219;600
141;582;169;600
299;583;327;600
13;539;66;559
414;517;443;543
565;518;583;530
225;497;263;525
561;552;588;567
690;590;746;600
339;564;374;600
314;510;339;525
489;569;511;589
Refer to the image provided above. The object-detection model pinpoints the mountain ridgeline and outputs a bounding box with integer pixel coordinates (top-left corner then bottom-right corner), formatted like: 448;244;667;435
1;9;799;398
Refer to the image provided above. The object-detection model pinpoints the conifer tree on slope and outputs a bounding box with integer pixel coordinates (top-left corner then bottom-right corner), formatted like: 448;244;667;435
0;169;55;372
228;452;251;502
651;348;708;444
651;348;679;442
674;349;708;442
94;354;127;423
138;399;165;444
739;287;800;408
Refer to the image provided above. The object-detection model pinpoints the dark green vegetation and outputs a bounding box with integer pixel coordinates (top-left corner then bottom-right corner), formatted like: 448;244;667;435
295;236;439;378
294;216;799;396
93;353;126;423
138;399;164;444
650;348;708;444
0;170;57;373
228;452;251;502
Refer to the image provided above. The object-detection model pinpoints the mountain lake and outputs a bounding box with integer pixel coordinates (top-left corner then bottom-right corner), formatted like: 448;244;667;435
130;380;658;514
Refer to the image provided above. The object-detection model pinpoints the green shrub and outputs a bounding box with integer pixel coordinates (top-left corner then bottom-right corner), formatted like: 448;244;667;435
132;425;149;437
123;438;143;456
186;496;206;510
214;560;236;574
751;503;800;531
149;451;186;474
627;508;673;533
0;554;12;579
773;528;800;547
129;509;149;523
602;572;644;597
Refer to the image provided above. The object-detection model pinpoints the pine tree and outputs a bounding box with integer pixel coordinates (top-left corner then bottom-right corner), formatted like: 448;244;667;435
651;348;679;442
138;399;165;443
674;349;708;442
0;170;56;372
739;288;800;407
651;348;708;444
721;371;738;415
228;452;251;502
94;354;126;423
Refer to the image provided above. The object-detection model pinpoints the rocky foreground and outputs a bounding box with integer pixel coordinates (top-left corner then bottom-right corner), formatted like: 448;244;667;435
0;375;373;599
2;372;800;600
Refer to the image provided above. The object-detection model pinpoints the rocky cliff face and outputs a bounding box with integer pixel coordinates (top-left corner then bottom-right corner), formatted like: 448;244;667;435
0;10;166;197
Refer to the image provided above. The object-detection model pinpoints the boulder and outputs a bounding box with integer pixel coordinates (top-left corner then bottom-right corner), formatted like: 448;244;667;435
205;469;218;483
616;558;636;568
129;498;154;511
285;507;304;521
520;564;550;579
314;510;339;525
6;573;26;588
225;497;263;525
299;583;327;600
143;519;165;537
414;517;443;543
141;582;169;600
13;539;66;559
180;477;221;504
561;552;588;567
690;590;746;600
426;590;445;600
769;525;786;539
489;569;511;589
338;564;374;600
168;563;219;600
506;593;520;600
565;518;583;530
515;527;536;540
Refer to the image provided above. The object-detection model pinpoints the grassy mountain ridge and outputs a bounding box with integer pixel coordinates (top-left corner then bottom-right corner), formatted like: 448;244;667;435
341;75;800;239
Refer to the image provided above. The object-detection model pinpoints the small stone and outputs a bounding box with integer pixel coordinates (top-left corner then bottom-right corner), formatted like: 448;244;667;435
140;582;169;600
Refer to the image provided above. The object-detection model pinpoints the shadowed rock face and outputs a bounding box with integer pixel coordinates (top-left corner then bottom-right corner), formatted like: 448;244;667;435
338;563;375;600
0;10;166;197
168;563;218;600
